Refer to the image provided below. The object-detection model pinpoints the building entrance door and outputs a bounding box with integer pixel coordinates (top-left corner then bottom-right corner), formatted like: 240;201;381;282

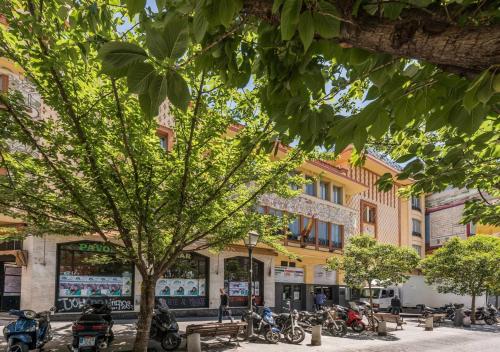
0;263;21;311
279;284;305;311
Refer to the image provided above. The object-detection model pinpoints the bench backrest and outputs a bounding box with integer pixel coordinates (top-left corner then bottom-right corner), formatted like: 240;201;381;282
186;323;246;337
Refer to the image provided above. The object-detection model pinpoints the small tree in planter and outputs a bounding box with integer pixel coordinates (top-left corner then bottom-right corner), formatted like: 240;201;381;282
420;235;500;324
328;234;420;329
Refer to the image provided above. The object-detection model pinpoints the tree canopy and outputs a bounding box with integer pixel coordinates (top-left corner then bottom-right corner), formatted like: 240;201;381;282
420;235;500;322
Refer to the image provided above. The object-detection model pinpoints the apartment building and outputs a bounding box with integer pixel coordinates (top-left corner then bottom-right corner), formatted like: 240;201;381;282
1;51;423;316
426;188;499;252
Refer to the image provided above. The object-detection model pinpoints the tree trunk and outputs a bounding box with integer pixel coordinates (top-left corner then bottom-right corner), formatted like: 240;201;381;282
242;0;500;76
471;294;476;324
133;276;156;352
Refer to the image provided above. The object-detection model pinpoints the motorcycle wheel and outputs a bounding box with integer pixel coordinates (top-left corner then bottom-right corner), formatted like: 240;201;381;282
484;317;496;326
8;342;28;352
351;321;365;333
329;321;347;337
264;329;280;344
284;326;305;344
161;333;182;351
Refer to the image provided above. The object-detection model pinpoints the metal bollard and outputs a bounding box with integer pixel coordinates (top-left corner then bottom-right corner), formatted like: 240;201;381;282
425;316;434;331
311;325;322;346
377;321;387;336
187;333;201;352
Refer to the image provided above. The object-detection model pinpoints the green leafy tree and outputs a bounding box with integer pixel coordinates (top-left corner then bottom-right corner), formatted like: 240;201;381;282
420;235;500;323
328;234;420;328
0;3;309;351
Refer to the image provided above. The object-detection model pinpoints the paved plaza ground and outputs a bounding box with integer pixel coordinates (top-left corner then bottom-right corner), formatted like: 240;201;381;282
1;316;499;352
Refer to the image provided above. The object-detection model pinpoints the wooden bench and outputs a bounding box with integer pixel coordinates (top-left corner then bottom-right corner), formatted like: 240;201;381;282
418;313;446;327
183;322;247;345
374;313;405;330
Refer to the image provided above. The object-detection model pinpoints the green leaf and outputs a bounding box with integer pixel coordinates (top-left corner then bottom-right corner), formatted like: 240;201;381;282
313;11;340;39
382;3;406;20
216;0;242;27
98;41;148;76
369;111;390;139
166;70;191;111
192;10;209;43
280;0;302;41
126;0;146;18
272;0;285;14
163;16;190;60
156;0;166;10
463;70;489;112
148;74;169;117
298;11;314;52
476;72;494;104
127;62;155;94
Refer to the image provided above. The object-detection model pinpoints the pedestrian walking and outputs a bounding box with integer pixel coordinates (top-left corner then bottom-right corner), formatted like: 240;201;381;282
390;295;401;315
218;288;234;323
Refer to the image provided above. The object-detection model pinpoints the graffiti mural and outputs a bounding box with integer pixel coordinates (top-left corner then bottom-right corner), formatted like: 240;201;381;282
56;296;134;313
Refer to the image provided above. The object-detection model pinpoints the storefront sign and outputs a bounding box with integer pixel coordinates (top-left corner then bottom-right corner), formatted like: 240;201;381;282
314;265;336;285
275;266;304;283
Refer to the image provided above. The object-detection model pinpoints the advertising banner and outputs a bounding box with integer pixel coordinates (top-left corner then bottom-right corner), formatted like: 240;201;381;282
275;266;305;283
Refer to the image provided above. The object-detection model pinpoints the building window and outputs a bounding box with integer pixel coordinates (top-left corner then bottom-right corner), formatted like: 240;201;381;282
412;196;421;211
57;242;134;312
0;74;8;92
412;219;422;236
412;244;422;257
289;172;301;190
268;208;283;218
363;205;376;224
305;176;316;197
156;252;209;308
332;186;343;205
331;224;343;248
224;256;264;307
159;135;168;151
256;205;266;214
318;221;329;247
302;217;316;244
288;216;301;241
319;181;330;201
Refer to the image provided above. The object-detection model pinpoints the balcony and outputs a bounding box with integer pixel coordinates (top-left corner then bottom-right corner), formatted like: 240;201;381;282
3;75;42;119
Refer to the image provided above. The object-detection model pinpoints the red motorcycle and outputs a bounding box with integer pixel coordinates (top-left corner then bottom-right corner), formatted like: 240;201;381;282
334;305;366;333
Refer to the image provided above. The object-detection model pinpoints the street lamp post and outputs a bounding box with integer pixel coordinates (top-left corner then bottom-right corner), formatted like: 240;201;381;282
243;230;259;339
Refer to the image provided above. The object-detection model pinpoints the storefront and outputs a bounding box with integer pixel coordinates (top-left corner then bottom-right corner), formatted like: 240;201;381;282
308;265;346;308
55;241;134;312
155;252;209;309
274;266;306;312
224;256;264;307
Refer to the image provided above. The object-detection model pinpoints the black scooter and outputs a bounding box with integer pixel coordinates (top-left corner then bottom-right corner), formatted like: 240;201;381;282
70;303;114;352
150;307;181;351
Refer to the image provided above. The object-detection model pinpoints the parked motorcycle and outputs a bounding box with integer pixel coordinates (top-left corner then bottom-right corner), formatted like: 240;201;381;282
70;303;114;352
150;307;182;350
464;304;498;325
241;307;280;343
334;305;366;333
274;310;306;344
297;308;347;337
3;307;55;352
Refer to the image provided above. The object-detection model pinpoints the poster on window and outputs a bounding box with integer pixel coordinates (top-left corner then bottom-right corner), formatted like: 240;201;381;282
59;273;132;297
229;281;248;296
156;278;205;297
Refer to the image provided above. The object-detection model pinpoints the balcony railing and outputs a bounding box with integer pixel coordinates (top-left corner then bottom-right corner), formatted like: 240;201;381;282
0;239;23;251
7;75;42;119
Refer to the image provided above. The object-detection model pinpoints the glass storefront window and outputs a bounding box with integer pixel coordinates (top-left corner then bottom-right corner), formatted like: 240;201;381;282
155;252;209;308
57;242;134;312
224;256;264;307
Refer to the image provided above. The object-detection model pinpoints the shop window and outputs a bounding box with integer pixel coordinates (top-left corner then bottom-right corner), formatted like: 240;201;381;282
224;256;264;307
155;252;208;308
283;285;291;300
302;217;315;244
293;286;301;300
331;224;343;249
305;176;316;196
288;216;301;241
318;221;329;247
57;241;134;312
319;181;330;201
332;186;343;205
412;219;422;236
